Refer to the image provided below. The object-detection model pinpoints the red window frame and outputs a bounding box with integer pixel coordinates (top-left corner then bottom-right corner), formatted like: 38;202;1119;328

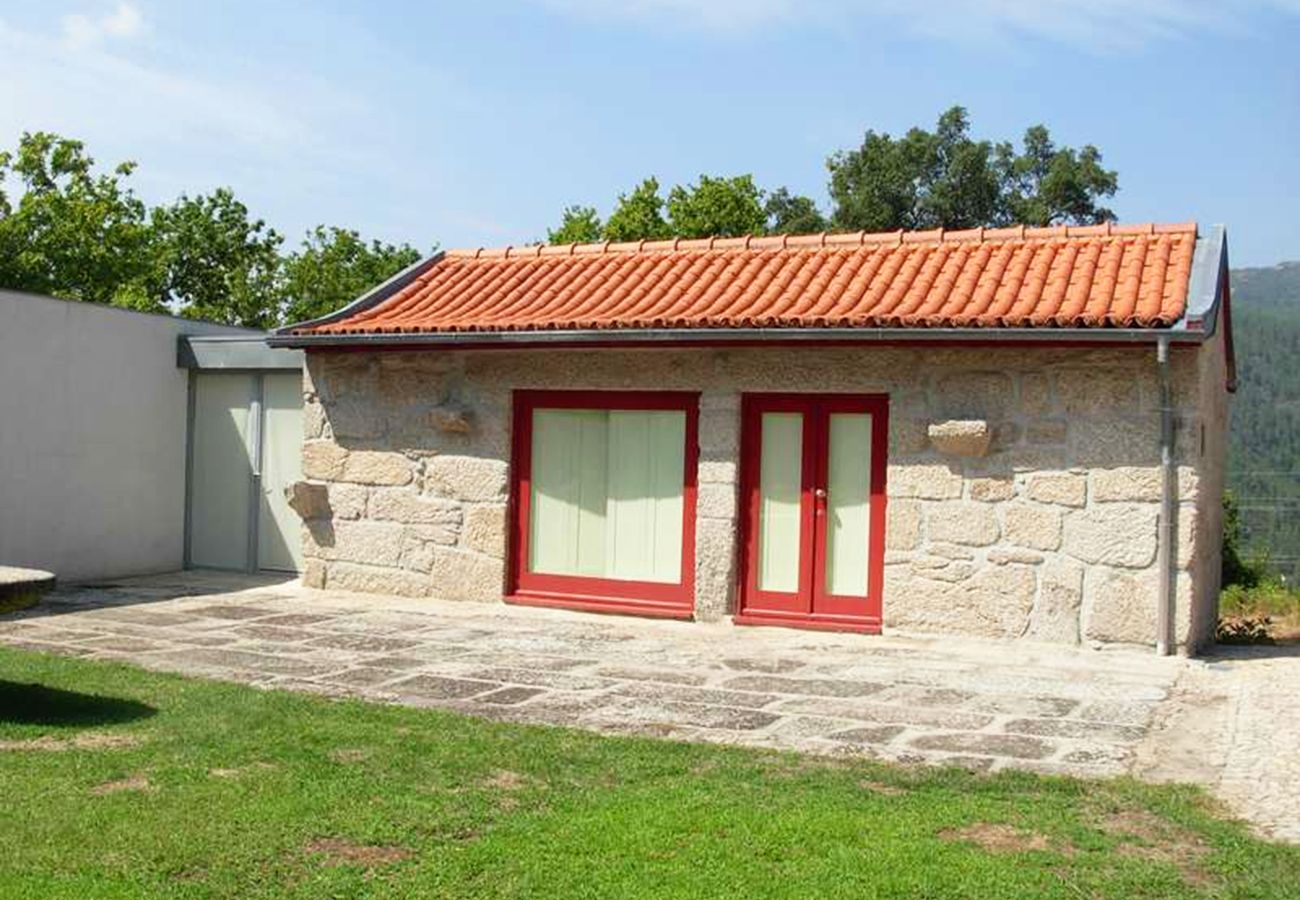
734;393;889;634
507;389;699;619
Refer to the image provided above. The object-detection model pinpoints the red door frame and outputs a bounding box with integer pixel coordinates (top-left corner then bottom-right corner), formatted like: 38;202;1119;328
506;389;699;619
734;393;889;633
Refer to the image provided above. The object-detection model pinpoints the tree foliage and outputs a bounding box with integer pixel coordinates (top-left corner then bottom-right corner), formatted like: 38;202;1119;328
547;205;603;244
765;187;828;235
152;189;283;328
281;226;424;324
1222;492;1261;590
602;177;672;242
666;175;767;239
549;106;1119;242
548;176;822;244
0;131;426;327
0;132;160;310
830;107;1117;231
994;124;1118;227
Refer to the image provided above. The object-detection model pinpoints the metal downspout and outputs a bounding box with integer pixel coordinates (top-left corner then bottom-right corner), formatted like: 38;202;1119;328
1156;335;1176;655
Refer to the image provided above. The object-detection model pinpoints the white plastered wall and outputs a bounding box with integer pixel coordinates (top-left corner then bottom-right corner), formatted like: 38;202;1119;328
0;291;253;580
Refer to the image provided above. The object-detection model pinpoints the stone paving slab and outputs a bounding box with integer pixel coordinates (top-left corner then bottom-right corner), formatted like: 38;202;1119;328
2;571;1296;842
1134;644;1300;844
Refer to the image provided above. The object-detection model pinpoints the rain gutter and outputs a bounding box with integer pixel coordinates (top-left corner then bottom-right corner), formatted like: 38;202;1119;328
267;325;1209;350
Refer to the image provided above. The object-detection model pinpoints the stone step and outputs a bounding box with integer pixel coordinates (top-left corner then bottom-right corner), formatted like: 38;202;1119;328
0;566;56;613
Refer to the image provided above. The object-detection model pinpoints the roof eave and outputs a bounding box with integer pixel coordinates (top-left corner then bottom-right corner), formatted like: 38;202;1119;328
267;324;1207;350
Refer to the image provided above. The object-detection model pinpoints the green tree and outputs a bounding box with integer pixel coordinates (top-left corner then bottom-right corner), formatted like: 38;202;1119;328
281;226;425;324
828;106;1117;232
552;176;818;243
0;132;436;329
0;132;162;310
152;189;284;328
666;174;767;239
547;205;603;244
602;177;671;242
765;187;827;234
994;125;1118;226
829;107;998;231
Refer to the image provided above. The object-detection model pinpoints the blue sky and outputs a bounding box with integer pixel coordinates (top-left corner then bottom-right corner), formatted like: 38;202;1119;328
1;1;1298;265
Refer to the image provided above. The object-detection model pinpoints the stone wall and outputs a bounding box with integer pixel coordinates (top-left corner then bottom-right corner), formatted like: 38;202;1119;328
298;339;1224;651
1188;326;1230;648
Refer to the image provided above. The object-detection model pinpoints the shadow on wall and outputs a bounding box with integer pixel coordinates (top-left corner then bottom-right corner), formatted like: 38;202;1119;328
0;681;156;727
304;518;337;549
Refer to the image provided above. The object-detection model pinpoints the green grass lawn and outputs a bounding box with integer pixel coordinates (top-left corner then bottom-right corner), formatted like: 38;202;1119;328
2;646;1296;899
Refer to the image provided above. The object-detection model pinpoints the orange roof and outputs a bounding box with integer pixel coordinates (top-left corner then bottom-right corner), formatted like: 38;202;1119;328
290;223;1199;336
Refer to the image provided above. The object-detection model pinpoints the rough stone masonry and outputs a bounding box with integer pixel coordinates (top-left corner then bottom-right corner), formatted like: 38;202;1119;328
295;329;1228;653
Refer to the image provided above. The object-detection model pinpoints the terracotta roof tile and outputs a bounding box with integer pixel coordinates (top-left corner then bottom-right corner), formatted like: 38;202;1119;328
293;223;1199;335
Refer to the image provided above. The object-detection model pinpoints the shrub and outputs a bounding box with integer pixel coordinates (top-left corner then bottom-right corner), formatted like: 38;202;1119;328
1221;492;1267;589
1216;613;1274;644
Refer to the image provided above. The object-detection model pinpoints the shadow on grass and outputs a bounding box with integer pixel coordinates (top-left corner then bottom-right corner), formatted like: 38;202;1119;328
0;681;156;727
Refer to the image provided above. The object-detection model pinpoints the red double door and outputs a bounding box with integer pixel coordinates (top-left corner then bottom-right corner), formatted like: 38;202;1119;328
736;394;888;632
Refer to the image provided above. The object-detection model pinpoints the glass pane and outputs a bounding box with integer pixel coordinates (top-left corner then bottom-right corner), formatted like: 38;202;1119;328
825;413;872;596
529;407;684;584
757;412;803;593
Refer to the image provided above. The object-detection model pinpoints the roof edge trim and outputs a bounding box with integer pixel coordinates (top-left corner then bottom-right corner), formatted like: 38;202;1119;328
1182;224;1226;332
1178;224;1236;392
268;325;1209;350
272;249;446;336
178;335;302;370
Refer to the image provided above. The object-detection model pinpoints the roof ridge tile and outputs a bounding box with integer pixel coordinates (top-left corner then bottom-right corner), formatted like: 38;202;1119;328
442;222;1198;261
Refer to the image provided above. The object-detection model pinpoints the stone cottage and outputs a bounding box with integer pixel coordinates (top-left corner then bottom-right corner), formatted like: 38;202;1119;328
270;223;1234;654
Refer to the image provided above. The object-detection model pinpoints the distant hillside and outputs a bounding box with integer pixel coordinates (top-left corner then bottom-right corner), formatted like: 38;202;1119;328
1227;261;1300;577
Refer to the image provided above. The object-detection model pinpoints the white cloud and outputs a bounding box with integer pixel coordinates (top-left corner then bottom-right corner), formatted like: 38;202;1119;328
60;2;143;50
534;0;1299;48
0;5;380;237
1;17;303;156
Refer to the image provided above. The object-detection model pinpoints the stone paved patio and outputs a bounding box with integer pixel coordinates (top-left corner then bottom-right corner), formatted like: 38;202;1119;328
1;571;1296;841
